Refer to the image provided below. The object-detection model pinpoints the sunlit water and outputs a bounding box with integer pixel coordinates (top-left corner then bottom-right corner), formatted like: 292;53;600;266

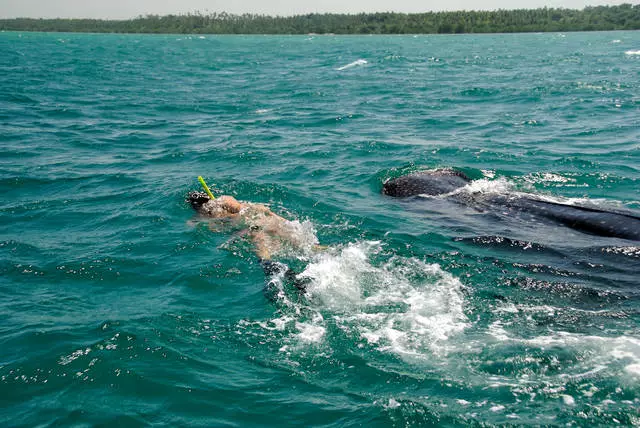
1;31;639;426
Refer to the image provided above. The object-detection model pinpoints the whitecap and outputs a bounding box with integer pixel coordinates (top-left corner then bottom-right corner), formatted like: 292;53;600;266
625;364;640;376
522;172;575;184
336;59;368;71
562;394;576;406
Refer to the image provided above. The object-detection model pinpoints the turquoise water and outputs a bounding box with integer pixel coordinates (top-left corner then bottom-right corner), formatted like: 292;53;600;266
1;31;639;426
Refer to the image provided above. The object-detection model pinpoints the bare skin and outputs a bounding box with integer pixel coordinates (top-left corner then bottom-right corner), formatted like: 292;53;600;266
195;195;321;260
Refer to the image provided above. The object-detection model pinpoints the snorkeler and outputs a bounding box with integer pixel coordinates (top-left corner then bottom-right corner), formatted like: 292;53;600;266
187;184;321;261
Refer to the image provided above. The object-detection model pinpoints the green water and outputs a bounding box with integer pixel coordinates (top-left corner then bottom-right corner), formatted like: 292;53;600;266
1;31;639;426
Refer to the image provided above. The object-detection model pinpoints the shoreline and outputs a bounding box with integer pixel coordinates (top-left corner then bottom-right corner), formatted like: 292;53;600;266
2;6;639;35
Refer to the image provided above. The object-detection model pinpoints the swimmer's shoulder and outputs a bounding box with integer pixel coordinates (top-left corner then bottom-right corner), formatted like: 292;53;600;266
241;202;272;215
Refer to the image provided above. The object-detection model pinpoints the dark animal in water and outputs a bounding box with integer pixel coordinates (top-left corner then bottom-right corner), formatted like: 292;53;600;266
382;169;640;241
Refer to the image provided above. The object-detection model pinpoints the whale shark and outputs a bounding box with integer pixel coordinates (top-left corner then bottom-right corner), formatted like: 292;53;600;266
382;169;640;241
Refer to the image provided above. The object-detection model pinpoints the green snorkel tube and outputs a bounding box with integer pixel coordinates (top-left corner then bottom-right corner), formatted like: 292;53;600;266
198;176;215;200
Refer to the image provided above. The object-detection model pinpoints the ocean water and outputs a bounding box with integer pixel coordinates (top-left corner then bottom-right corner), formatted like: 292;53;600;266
1;30;639;426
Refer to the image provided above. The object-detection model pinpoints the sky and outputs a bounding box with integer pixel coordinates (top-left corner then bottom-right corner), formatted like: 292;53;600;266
0;0;635;19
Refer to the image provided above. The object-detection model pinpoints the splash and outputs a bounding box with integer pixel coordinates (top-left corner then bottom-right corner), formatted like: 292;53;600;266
409;171;514;199
460;177;513;195
440;173;626;210
279;219;320;257
289;242;469;357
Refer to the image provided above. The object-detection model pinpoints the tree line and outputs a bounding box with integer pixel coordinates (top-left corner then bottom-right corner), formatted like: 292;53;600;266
1;4;639;34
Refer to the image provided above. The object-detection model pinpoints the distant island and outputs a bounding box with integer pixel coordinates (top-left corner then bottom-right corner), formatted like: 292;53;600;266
1;4;639;35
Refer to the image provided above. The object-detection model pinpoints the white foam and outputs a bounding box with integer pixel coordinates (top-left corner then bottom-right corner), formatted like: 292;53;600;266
59;347;91;365
296;242;374;308
416;176;514;200
337;59;368;71
522;192;623;209
575;81;608;91
258;315;295;331
283;219;320;256
386;398;401;409
481;169;496;179
494;302;617;317
488;319;640;382
447;177;513;198
295;321;325;343
444;174;626;210
625;364;640;376
522;172;575;184
562;394;576;406
297;242;469;358
260;241;467;354
625;50;640;56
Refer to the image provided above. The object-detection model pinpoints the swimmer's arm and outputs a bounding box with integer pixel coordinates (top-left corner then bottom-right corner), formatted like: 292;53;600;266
251;231;272;260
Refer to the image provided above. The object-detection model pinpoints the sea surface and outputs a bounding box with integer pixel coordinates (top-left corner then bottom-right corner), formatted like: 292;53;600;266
1;31;639;426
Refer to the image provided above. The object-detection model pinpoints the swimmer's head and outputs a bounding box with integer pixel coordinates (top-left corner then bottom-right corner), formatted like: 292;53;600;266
187;191;210;210
187;192;242;218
